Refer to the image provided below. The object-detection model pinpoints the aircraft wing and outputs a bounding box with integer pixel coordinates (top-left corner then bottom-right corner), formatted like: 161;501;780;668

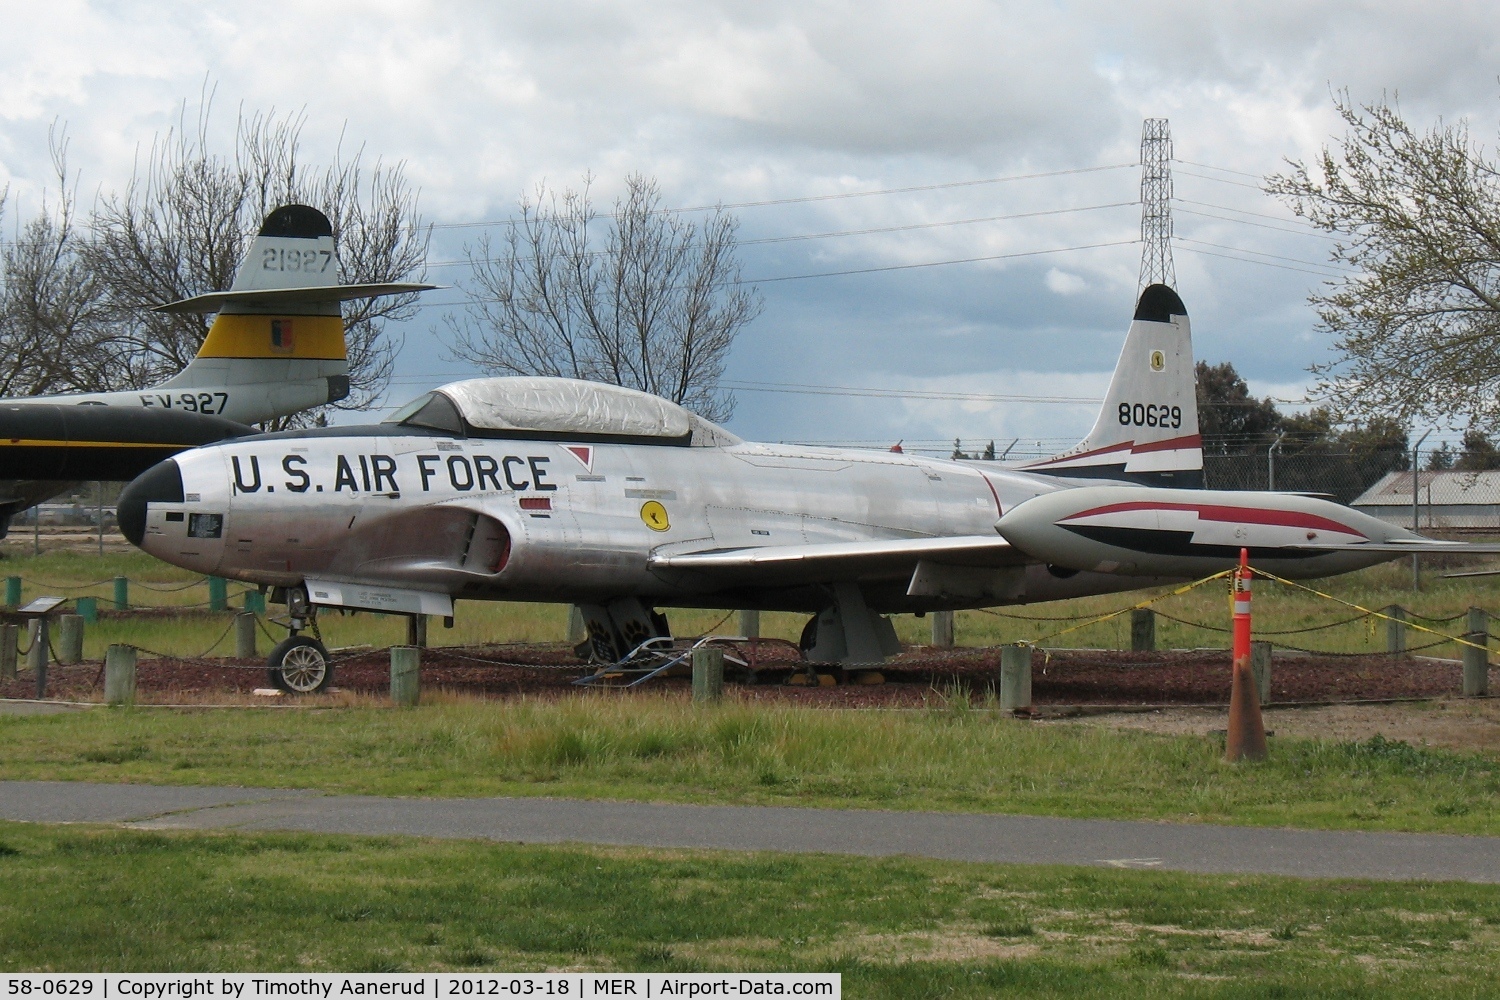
155;282;440;314
649;534;1026;586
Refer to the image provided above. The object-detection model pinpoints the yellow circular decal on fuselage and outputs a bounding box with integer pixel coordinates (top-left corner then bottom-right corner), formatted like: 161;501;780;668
640;500;671;531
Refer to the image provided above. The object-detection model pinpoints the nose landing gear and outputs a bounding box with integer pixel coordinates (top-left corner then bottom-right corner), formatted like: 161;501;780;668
266;584;333;694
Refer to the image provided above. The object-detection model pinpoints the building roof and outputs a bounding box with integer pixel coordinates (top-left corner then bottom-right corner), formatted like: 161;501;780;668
1354;469;1500;507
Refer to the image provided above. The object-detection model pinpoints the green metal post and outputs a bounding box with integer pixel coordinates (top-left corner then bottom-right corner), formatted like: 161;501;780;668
208;577;227;612
76;596;98;623
113;576;128;611
4;576;20;608
244;590;266;614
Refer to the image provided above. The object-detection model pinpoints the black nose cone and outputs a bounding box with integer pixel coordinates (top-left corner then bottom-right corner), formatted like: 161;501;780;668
118;459;184;547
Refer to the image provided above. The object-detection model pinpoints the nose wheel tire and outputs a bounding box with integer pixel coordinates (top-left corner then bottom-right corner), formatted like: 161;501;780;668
268;636;333;694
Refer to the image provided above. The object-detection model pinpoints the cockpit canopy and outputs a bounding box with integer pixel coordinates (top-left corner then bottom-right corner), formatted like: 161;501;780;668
384;376;740;447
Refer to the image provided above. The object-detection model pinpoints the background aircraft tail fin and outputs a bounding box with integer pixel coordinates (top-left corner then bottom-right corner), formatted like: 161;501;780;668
155;204;433;423
1015;283;1203;487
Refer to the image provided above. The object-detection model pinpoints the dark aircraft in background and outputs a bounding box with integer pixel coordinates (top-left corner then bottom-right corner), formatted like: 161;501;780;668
0;204;433;534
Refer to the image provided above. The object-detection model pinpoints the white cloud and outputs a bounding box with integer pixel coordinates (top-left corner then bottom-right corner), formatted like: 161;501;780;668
1045;268;1087;295
0;1;1495;443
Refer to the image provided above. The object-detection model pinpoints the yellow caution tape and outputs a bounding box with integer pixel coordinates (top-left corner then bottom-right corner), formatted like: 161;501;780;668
1250;565;1490;654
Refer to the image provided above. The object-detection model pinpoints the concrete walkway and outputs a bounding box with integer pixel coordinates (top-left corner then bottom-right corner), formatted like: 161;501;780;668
3;780;1498;883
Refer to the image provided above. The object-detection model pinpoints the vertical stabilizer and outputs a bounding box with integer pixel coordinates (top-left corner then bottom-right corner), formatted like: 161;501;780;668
158;205;350;421
1015;283;1202;487
147;204;433;425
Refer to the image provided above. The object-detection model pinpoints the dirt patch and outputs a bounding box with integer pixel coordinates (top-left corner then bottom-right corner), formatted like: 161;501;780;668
3;641;1496;730
1073;698;1500;755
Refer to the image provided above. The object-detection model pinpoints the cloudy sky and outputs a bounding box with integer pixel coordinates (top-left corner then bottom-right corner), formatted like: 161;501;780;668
3;1;1497;455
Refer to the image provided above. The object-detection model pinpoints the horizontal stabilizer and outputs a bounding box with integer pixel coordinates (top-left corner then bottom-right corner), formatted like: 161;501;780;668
1289;540;1500;555
156;282;439;314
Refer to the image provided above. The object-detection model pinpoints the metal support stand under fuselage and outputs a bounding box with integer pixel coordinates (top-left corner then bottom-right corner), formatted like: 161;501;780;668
804;582;901;666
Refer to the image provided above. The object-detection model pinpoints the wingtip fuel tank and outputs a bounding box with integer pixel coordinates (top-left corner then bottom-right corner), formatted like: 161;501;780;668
995;485;1422;579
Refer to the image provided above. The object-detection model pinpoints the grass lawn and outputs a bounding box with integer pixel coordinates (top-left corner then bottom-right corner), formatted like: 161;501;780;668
2;822;1499;995
4;696;1499;835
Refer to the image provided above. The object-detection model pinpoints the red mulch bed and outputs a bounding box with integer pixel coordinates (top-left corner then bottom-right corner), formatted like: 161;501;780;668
3;643;1490;707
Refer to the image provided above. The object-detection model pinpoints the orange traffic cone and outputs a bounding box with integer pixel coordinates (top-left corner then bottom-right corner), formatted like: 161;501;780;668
1226;547;1267;762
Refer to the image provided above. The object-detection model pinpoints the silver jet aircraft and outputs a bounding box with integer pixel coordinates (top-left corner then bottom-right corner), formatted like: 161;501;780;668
119;284;1475;691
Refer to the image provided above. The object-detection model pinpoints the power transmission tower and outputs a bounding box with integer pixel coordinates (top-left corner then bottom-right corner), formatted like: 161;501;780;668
1139;118;1175;290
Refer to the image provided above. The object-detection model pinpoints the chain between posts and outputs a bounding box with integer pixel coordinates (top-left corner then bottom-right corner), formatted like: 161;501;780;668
1250;565;1493;654
1016;569;1235;647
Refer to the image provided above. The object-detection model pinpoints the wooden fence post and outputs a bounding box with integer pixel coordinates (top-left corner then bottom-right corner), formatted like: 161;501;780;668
1131;609;1156;651
1463;607;1489;697
235;613;258;659
57;614;84;665
390;646;420;706
931;610;955;649
738;609;760;639
1000;643;1032;713
692;646;725;703
1385;605;1407;657
0;623;16;681
104;644;137;705
1250;640;1272;704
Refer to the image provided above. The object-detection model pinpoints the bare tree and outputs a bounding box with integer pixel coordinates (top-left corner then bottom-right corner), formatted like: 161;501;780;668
0;128;112;397
1267;91;1500;430
447;174;761;423
85;94;430;417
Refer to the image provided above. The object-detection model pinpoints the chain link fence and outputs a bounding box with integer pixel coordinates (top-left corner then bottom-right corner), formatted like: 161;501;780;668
1203;448;1407;504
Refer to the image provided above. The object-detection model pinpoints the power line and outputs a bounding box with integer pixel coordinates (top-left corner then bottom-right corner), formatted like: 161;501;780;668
1172;158;1265;180
1173;169;1265;191
720;380;1101;404
1175;206;1341;242
419;200;1140;270
1173;236;1350;273
408;237;1141;307
747;238;1138;284
1174;197;1319;228
426;163;1140;231
1173;241;1345;278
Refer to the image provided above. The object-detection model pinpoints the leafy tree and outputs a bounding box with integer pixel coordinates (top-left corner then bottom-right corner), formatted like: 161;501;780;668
1455;429;1500;471
1194;360;1282;454
1427;442;1455;470
1267;91;1500;431
448;174;761;423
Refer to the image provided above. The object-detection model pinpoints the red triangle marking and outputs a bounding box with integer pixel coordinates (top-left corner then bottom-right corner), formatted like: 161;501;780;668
565;445;593;471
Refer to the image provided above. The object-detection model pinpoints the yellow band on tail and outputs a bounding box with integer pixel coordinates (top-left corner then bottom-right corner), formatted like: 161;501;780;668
195;314;346;361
